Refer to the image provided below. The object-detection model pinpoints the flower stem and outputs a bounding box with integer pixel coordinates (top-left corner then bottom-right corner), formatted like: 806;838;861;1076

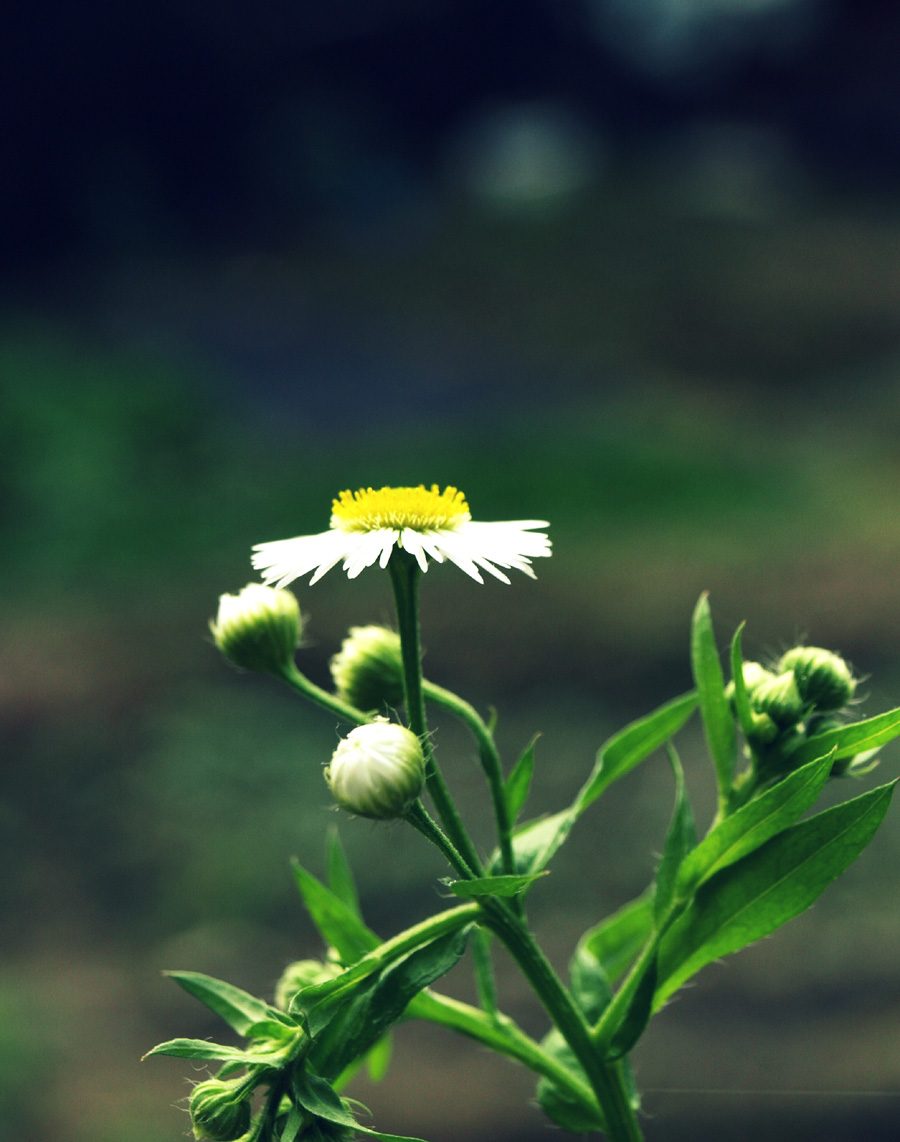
278;662;372;726
404;799;478;880
423;679;516;877
481;901;644;1142
388;550;483;877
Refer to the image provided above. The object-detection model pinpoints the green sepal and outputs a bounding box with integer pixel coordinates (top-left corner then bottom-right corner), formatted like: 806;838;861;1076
790;706;900;768
691;593;737;805
576;691;699;813
653;746;696;924
505;735;538;824
142;1038;280;1066
164;971;292;1036
573;891;654;986
292;859;380;964
445;872;548;898
326;826;361;918
656;780;896;1007
675;751;834;896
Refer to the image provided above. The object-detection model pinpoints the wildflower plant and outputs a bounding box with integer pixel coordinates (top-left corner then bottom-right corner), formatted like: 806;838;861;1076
148;485;900;1141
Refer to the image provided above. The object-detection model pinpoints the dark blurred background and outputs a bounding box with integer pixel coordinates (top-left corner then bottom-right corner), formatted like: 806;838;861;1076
4;1;900;1139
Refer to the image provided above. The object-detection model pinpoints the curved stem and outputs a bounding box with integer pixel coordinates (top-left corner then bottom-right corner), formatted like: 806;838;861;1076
388;551;483;876
278;663;372;726
423;680;515;876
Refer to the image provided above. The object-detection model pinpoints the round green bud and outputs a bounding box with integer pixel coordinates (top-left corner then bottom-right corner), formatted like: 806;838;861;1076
189;1079;252;1141
330;625;404;712
746;711;779;745
275;959;342;1011
747;670;805;727
325;719;425;820
778;646;856;712
210;584;301;674
725;662;776;705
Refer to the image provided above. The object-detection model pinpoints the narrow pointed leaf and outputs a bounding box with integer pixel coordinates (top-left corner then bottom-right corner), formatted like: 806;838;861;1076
327;826;360;917
505;736;538;823
576;891;654;985
605;955;658;1060
568;945;614;1024
142;1038;278;1065
676;752;834;895
576;692;698;812
536;1031;607;1134
790;706;900;768
292;859;380;963
656;781;896;1007
691;593;737;800
446;872;548;898
165;971;286;1036
654;747;696;923
729;622;756;741
472;928;498;1016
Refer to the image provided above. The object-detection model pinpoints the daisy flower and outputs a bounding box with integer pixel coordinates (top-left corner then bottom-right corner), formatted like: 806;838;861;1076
252;484;551;586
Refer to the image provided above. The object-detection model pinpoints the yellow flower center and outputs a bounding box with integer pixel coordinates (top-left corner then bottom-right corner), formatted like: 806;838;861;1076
331;485;471;532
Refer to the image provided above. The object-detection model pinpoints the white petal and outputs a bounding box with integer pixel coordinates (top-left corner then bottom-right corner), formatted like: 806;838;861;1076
343;530;398;578
252;530;356;588
399;529;432;574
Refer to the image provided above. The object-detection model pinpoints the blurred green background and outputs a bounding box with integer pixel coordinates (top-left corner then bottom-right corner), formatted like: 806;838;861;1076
4;2;900;1140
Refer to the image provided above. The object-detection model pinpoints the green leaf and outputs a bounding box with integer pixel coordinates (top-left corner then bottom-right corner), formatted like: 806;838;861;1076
676;752;835;895
506;810;576;876
326;826;360;917
352;1126;431;1142
605;955;658;1060
729;622;756;742
691;593;737;802
790;706;900;768
568;944;614;1024
446;872;548;898
575;892;654;986
536;1031;607;1134
654;746;696;924
365;1032;393;1083
142;1038;279;1066
656;781;896;1007
308;925;474;1081
292;1067;358;1129
471;927;498;1016
576;691;698;812
164;971;288;1036
505;735;538;823
292;859;380;964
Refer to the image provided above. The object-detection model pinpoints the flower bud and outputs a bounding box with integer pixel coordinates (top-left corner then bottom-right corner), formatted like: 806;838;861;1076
725;662;775;704
189;1078;252;1141
778;646;856;712
210;584;301;674
325;720;425;819
746;711;779;745
330;625;404;712
747;670;804;727
275;959;342;1011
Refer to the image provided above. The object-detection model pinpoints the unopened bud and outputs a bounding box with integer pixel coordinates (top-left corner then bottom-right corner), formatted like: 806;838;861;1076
275;959;342;1011
189;1078;252;1141
330;626;404;712
325;720;425;819
210;584;301;674
778;646;856;712
748;670;804;726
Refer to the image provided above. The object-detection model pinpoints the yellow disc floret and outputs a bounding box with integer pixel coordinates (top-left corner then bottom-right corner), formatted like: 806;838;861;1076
331;485;471;533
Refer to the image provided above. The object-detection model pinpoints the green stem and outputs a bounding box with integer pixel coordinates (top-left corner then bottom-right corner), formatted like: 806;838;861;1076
423;679;516;877
408;989;601;1117
481;901;644;1142
388;550;483;877
278;663;372;726
404;800;478;880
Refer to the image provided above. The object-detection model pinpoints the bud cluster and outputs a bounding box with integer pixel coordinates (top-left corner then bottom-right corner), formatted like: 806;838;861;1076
730;645;857;782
